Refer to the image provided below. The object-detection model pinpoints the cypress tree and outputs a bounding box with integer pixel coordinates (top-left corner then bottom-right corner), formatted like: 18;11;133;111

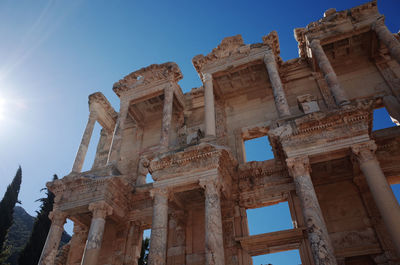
17;174;58;265
138;237;149;265
0;166;22;253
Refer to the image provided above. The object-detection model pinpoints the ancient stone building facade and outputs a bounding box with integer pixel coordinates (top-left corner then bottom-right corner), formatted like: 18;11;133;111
39;1;400;265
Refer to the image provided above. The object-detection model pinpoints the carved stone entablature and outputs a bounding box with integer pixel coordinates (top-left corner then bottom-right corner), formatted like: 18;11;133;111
47;175;131;219
270;106;372;158
294;1;380;58
238;160;294;208
192;34;270;75
88;92;117;132
113;62;183;97
149;143;237;182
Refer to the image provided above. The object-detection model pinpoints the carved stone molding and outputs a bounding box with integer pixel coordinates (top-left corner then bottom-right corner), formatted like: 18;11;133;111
351;141;378;164
286;156;311;177
89;201;113;219
113;62;183;97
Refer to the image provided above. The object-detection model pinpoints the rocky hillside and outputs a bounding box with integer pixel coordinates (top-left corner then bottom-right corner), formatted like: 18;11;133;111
4;206;71;265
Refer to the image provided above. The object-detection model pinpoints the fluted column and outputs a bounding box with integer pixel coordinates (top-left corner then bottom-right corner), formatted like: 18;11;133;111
286;156;337;265
373;20;400;65
160;84;174;149
203;73;216;137
107;100;130;165
66;223;88;265
81;202;113;265
310;39;349;106
264;50;291;117
351;141;400;256
72;111;97;172
200;179;225;265
148;188;169;265
38;211;67;265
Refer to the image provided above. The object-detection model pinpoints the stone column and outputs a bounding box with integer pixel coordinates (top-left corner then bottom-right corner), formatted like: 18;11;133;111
160;84;174;149
310;39;349;106
107;100;130;165
148;188;169;265
383;95;400;124
81;202;113;265
66;223;88;265
123;222;142;265
264;50;291;117
286;156;337;265
351;141;400;256
373;20;400;65
72;111;97;172
200;179;225;265
203;73;216;137
38;211;67;265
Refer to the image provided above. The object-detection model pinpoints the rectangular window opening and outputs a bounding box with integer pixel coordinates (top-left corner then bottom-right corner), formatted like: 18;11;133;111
252;249;301;265
246;201;294;235
372;107;397;131
244;135;274;162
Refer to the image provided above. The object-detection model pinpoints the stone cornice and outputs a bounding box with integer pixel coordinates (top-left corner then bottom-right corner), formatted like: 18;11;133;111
192;34;273;75
113;62;183;97
294;1;380;58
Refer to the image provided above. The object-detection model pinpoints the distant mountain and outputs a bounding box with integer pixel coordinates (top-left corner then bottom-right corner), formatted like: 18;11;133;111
4;206;71;265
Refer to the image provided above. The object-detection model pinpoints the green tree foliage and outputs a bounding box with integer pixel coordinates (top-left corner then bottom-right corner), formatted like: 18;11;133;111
138;237;149;265
0;166;22;261
17;174;58;265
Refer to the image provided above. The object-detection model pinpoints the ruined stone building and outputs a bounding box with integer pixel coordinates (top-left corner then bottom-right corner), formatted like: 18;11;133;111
38;1;400;265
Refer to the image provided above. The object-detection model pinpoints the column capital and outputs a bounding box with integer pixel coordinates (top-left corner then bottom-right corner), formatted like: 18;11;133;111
372;17;385;30
49;211;68;227
150;188;171;200
351;141;377;164
310;39;321;48
286;156;311;177
263;49;275;64
199;178;222;195
202;72;212;83
88;201;113;219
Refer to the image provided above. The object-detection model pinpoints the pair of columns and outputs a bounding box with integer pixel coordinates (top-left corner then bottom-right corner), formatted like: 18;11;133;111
148;179;225;265
286;140;400;265
106;84;175;166
38;202;113;265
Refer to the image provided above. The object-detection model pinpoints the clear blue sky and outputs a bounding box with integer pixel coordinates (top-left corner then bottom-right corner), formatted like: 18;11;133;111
0;1;399;264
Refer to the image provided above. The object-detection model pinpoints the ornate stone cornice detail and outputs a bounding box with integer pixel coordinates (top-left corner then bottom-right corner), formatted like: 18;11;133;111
89;201;113;219
149;143;236;173
89;92;117;119
294;1;380;58
49;210;68;227
351;140;377;164
192;35;269;74
113;62;183;97
238;161;286;180
286;156;311;177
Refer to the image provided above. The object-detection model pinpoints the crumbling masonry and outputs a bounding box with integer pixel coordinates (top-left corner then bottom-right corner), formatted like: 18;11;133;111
39;1;400;265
